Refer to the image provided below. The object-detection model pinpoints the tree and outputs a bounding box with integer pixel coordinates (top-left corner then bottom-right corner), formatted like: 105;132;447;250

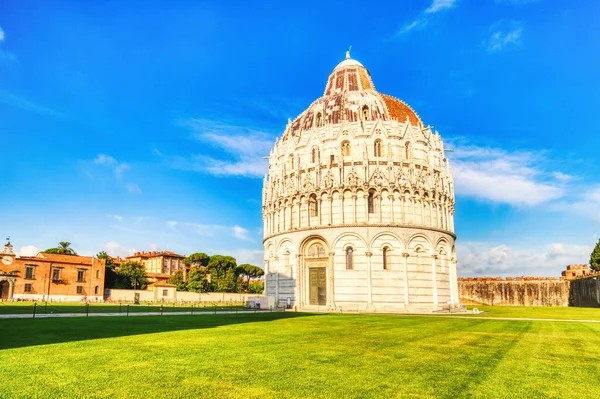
237;264;264;285
183;252;210;268
248;281;264;294
591;239;600;272
186;267;211;292
96;251;118;289
206;255;238;292
168;271;187;291
114;261;148;290
44;241;77;255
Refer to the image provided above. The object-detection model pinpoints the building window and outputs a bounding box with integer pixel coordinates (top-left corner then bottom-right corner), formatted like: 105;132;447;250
368;191;375;214
374;140;383;157
362;105;370;120
311;147;319;164
163;289;169;296
94;286;100;295
346;247;354;270
383;247;391;270
77;270;86;282
76;286;84;294
330;154;335;166
307;243;327;259
405;142;411;159
309;194;318;217
51;268;61;281
290;155;294;170
96;270;100;279
342;141;351;157
24;283;32;293
25;266;35;279
316;112;323;127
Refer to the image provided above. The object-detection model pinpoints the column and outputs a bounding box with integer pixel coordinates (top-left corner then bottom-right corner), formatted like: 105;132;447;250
307;199;311;227
377;195;382;223
366;252;373;310
352;194;357;223
327;251;335;310
448;257;455;306
329;195;333;225
364;194;369;222
403;253;409;307
297;200;301;228
431;255;438;310
391;195;395;223
318;199;323;226
341;194;345;224
296;255;303;308
275;257;280;304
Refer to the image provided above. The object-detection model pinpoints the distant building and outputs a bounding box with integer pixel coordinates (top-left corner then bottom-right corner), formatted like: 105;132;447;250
126;250;185;285
561;264;595;280
0;240;106;301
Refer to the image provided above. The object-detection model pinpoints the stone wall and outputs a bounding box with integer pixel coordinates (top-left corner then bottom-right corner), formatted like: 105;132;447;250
458;278;570;306
569;277;600;307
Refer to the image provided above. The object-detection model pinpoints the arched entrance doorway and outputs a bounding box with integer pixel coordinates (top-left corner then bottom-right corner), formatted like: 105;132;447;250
0;281;10;300
305;241;328;306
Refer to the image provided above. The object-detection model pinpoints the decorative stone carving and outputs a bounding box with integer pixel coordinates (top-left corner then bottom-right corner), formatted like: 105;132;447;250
347;167;361;188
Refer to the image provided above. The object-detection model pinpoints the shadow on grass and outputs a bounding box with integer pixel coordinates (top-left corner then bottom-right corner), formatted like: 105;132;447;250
0;312;318;351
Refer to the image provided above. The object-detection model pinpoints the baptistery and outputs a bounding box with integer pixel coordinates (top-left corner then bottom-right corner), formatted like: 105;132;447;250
262;52;458;312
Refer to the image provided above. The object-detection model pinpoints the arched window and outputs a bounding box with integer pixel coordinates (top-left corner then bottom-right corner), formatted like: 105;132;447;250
405;142;411;160
368;191;375;214
341;141;351;157
383;247;391;270
316;112;323;127
362;105;370;120
346;247;354;270
307;243;327;258
374;140;382;157
309;194;318;217
311;147;319;164
94;286;99;295
290;154;294;169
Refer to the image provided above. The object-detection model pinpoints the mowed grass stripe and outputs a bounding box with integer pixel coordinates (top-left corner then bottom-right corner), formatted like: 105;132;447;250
1;312;599;398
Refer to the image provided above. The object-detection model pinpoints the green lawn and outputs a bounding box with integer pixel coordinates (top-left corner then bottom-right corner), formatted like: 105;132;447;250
463;305;600;320
0;301;248;315
1;311;599;398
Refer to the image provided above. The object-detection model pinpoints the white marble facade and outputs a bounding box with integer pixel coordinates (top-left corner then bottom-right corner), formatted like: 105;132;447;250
262;53;458;312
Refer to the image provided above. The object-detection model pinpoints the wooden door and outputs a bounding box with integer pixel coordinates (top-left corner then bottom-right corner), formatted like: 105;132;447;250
309;267;326;306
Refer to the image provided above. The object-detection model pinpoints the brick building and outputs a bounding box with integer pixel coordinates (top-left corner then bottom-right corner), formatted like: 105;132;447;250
126;250;185;285
561;264;595;280
0;241;106;301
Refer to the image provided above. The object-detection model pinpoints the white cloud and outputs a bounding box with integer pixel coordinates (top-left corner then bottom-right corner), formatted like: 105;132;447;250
458;241;592;277
174;118;273;178
0;26;4;42
0;91;63;115
183;222;254;241
167;221;178;229
18;245;39;257
102;241;133;258
125;182;142;194
396;0;456;36
107;214;123;222
232;225;249;240
484;21;523;52
449;143;566;206
93;154;129;179
425;0;456;14
396;18;428;35
554;185;600;223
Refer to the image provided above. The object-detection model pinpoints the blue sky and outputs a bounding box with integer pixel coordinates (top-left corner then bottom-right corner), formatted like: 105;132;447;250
1;0;598;276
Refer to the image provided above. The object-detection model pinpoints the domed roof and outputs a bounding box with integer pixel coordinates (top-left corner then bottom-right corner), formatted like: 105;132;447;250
285;52;423;139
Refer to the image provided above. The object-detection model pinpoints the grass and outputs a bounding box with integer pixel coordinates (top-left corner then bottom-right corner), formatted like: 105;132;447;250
1;308;600;398
0;301;248;315
463;305;600;320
